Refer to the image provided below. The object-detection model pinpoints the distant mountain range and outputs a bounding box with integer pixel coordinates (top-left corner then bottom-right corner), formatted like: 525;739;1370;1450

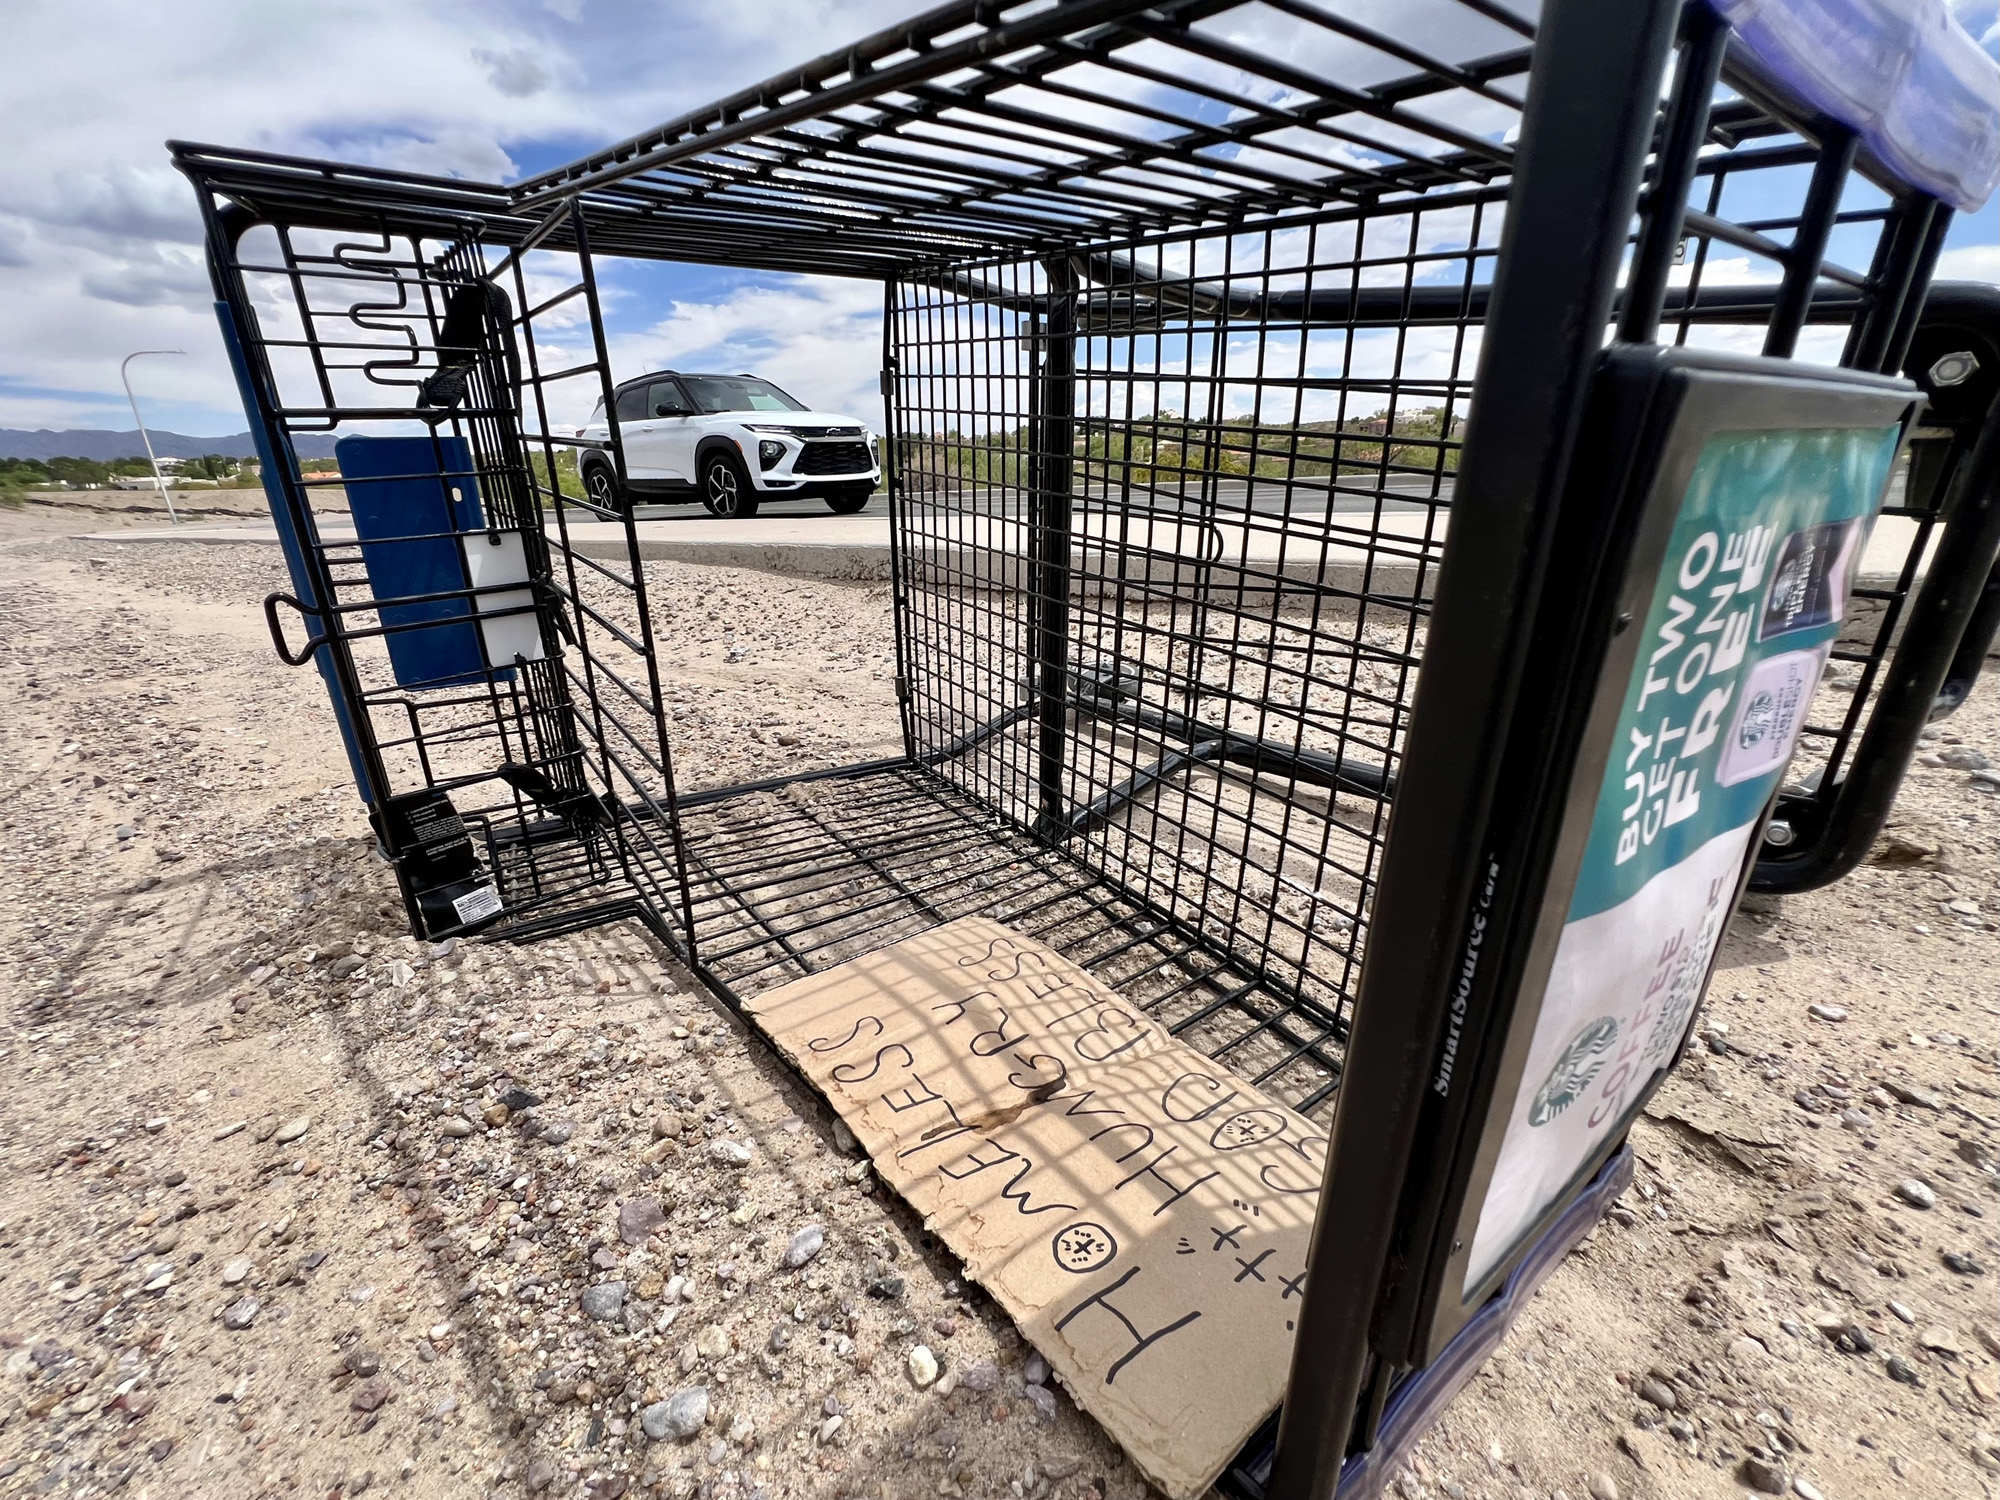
0;428;340;462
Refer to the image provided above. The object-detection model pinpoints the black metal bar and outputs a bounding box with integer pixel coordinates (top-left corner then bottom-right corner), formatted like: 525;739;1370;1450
1753;387;2000;890
1034;257;1078;841
678;756;913;810
1619;1;1727;344
570;202;702;950
483;198;581;285
1677;208;1857;287
882;276;919;765
1881;204;1955;374
1937;561;2000;717
1849;197;1940;372
1763;126;1860;358
921;701;1037;767
511;0;1187;206
1267;0;1682;1491
204;205;393;810
1061;690;1395;803
517;214;648;909
1070;740;1224;838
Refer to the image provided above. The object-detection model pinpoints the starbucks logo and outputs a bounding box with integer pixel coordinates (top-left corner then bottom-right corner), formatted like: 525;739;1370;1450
1528;1016;1619;1127
1737;689;1778;750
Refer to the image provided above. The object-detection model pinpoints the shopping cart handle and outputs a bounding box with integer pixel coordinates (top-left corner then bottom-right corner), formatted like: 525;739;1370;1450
263;592;327;666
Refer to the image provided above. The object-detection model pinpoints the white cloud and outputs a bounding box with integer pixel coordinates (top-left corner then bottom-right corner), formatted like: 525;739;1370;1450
1665;253;1782;288
79;246;211;308
37;166;204;245
0;0;918;434
309;128;522;183
473;45;553;98
1938;243;2000;283
0;219;31;269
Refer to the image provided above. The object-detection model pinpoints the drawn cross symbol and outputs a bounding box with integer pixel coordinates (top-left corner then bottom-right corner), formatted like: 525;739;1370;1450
1279;1268;1308;1301
1050;1221;1118;1275
1233;1248;1275;1283
1210;1223;1247;1251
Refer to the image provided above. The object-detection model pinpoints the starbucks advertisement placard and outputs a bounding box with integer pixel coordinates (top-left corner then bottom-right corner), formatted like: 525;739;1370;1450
1463;421;1902;1291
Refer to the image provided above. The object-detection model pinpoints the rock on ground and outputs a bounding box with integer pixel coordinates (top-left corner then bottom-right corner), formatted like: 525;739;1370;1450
641;1387;709;1442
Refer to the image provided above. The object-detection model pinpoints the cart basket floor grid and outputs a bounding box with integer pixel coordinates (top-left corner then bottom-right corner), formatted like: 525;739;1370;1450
495;760;1352;1120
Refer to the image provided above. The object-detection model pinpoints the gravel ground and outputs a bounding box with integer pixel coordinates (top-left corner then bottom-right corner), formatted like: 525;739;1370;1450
0;499;1994;1500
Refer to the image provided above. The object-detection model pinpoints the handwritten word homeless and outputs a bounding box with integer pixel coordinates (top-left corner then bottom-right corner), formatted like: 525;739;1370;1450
745;917;1326;1500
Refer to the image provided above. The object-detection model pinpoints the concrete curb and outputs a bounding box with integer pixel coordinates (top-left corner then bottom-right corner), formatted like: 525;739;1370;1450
611;536;897;582
78;513;1931;608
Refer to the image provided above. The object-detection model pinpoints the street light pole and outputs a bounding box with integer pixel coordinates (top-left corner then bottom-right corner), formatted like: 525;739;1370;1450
121;350;186;525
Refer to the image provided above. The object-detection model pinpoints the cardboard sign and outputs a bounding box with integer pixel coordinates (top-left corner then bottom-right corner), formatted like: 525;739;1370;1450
746;917;1323;1499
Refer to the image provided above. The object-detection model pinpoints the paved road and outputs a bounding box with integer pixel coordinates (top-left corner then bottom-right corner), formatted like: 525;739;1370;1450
633;473;1449;525
637;461;1914;526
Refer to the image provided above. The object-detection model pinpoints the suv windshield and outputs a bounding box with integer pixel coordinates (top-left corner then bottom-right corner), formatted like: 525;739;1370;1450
679;375;807;413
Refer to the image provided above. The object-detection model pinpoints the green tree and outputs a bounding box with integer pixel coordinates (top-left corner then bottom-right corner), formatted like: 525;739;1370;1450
0;457;54;504
47;457;110;487
185;453;236;481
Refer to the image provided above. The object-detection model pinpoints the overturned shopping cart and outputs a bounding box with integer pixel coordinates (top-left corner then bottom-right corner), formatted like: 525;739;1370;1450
172;0;2000;1493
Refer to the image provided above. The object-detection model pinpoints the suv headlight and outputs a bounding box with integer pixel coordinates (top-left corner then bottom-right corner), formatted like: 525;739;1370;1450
757;439;786;471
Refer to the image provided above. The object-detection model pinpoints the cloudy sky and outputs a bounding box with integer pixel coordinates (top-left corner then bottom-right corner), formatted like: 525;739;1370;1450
1;0;932;435
2;0;1995;438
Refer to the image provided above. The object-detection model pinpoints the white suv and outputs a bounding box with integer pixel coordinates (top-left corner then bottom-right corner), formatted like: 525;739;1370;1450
577;372;880;518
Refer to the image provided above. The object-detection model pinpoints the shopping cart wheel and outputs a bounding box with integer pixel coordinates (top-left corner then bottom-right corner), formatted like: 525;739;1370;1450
701;451;759;518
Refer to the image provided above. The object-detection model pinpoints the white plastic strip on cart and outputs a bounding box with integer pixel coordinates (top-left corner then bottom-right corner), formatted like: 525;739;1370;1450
1711;0;2000;212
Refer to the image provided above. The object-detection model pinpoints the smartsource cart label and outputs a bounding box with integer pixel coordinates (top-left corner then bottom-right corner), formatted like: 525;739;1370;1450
452;885;503;924
1466;423;1900;1291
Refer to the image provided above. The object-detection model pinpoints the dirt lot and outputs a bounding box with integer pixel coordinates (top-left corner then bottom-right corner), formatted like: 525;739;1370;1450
0;495;1994;1500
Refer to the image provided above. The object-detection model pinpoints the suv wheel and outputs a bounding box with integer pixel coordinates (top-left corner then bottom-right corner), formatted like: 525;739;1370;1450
700;450;759;518
583;461;622;512
824;484;873;515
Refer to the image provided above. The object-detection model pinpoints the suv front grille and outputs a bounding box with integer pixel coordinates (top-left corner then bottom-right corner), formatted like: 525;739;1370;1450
795;441;872;476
